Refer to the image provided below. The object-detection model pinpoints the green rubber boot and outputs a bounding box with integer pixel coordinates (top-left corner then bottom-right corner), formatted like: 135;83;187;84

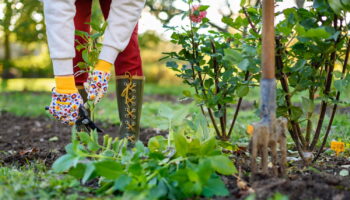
116;73;144;145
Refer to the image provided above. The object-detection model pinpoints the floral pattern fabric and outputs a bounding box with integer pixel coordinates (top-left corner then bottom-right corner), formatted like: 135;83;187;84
48;89;83;125
85;70;111;104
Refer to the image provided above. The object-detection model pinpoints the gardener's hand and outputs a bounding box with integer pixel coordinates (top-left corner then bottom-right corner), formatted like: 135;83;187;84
48;76;83;125
85;60;112;104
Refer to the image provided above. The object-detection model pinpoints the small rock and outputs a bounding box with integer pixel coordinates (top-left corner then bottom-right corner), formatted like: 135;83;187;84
49;136;59;142
339;169;349;176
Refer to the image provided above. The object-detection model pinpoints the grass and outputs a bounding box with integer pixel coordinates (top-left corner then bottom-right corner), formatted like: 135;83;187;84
0;163;90;200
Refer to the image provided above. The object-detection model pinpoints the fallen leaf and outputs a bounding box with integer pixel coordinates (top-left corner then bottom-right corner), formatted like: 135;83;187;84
19;148;39;156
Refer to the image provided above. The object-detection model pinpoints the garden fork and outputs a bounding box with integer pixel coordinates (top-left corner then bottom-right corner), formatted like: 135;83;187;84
250;0;287;178
251;117;287;176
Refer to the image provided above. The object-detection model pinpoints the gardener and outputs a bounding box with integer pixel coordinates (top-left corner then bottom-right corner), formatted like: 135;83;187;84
43;0;146;142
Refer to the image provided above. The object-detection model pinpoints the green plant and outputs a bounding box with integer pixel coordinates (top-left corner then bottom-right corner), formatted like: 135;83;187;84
74;20;107;121
0;164;90;200
164;1;260;140
52;123;236;199
271;0;350;162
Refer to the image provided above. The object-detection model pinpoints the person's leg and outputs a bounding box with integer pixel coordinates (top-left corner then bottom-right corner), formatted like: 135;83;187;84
74;0;92;131
115;25;142;76
73;0;92;90
99;0;143;76
100;0;144;145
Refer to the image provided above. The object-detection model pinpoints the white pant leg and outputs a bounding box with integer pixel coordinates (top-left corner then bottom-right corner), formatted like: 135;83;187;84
99;0;146;64
43;0;76;75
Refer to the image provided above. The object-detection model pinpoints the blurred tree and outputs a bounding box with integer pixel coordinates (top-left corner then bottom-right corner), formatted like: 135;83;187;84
138;31;161;48
0;0;45;79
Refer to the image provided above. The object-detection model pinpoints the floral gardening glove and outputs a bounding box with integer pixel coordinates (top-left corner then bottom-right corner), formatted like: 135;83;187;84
48;76;83;125
84;60;112;104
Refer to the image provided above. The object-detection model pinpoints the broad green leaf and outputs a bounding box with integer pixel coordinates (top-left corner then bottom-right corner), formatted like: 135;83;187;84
82;49;90;65
113;174;132;191
223;49;243;65
148;135;167;152
94;160;123;179
290;106;303;121
187;169;200;182
52;154;79;173
173;132;188;156
199;5;209;11
329;0;344;13
78;132;90;144
149;179;168;199
197;159;213;184
209;155;237;175
236;85;249;97
334;79;345;92
238;59;250;71
166;61;179;71
65;143;75;155
202;176;229;197
68;163;85;179
301;97;315;113
297;25;332;39
82;162;95;184
200;137;217;156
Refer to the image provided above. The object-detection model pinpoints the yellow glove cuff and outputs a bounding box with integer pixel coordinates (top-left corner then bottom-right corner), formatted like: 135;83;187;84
95;60;112;73
55;75;78;94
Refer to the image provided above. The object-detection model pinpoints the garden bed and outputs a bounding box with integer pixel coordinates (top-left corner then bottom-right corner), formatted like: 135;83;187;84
1;111;350;200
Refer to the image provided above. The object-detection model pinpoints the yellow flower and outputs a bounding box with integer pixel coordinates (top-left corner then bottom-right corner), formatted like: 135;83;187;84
246;124;254;136
331;141;345;156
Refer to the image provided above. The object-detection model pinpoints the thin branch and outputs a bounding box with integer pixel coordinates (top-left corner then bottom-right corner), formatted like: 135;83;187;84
313;39;350;162
210;40;227;137
310;17;339;150
242;7;259;35
227;71;250;137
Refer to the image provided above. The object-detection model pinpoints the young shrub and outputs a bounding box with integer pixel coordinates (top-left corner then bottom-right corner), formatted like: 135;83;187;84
273;1;350;162
164;1;261;141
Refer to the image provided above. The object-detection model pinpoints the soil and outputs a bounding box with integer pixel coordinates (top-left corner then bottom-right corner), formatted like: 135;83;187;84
0;111;166;166
1;111;350;200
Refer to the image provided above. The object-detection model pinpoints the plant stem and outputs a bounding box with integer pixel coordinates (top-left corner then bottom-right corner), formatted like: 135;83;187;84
305;89;314;146
313;39;350;161
242;7;259;36
188;4;221;137
275;38;306;148
227;71;250;138
210;40;227;138
310;17;339;150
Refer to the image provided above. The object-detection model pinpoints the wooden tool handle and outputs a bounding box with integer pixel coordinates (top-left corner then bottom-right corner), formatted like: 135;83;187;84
262;0;275;79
